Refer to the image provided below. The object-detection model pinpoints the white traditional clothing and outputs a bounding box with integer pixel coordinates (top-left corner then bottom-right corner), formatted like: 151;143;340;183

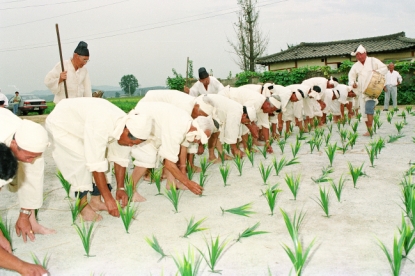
45;98;139;192
348;56;387;120
131;102;192;168
240;83;274;97
0;108;46;209
44;59;92;104
384;69;403;109
0;92;8;107
140;90;196;115
189;76;224;97
203;94;244;144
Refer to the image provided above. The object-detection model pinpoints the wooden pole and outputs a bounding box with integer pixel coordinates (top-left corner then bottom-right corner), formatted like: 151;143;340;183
55;24;68;98
185;57;189;88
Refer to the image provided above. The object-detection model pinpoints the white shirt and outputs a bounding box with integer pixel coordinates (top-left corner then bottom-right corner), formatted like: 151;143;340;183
134;102;192;163
385;70;403;86
45;98;131;172
189;76;224;97
0;93;8;107
44;59;92;104
139;89;196;115
302;77;328;101
205;94;243;144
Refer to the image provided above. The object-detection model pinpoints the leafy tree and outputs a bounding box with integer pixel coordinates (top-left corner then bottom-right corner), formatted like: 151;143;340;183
119;74;139;96
166;69;186;91
228;0;269;72
115;92;120;98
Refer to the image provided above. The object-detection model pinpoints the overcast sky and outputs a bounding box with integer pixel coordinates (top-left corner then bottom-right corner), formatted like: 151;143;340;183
1;0;414;94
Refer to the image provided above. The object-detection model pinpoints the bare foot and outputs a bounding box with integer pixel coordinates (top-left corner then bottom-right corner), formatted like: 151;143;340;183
208;157;222;164
90;196;108;212
192;166;202;173
29;214;56;235
132;191;147;202
254;140;264;146
363;132;370;136
166;180;189;190
224;154;233;161
80;204;102;222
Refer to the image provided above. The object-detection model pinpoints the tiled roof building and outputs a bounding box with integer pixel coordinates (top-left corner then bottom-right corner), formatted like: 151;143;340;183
257;32;415;71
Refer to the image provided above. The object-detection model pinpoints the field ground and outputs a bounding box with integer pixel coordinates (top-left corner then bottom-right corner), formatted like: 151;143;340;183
2;106;415;275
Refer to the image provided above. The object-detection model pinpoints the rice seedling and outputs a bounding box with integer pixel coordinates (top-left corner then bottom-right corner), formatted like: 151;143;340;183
307;123;312;133
223;143;231;154
324;133;331;147
245;149;255;167
150;167;163;196
73;218;95;257
284;173;301;200
315;127;325;138
405;106;412;114
56;170;71;199
307;137;316;153
327;113;333;123
272;156;299;176
30;252;50;270
367;126;374;138
290;139;302;159
164;182;182;213
365;145;376;167
313;185;330;217
395;121;404;134
123;172;135;200
313;117;319;128
351;121;359;133
280;208;306;242
346;114;352;125
399;110;407;124
338;140;349;155
117;201;137;233
69;193;87;224
256;145;268;159
199;157;213;175
375;109;381;116
232;155;245;176
347;131;358;149
388;134;404;143
339;117;347;127
148;168;155;183
297;131;306;141
219;164;231;187
373;114;380;133
217;149;226;165
185;161;196;180
315;136;323;151
400;181;414;218
348;162;366;188
277;139;286;153
376;137;386;154
325;142;337;167
282;237;315;276
336;120;342;132
145;235;169;261
182;216;208;238
330;175;346;202
387;112;393;124
339;129;348;143
236;222;269;242
390;109;396;116
311;166;333;184
398;214;415;258
262;184;282;215
356;112;362;122
376;231;405;276
247;133;254;152
173;246;202;276
199;171;207;189
197;235;229;273
289;123;294;133
0;216;13;250
221;202;255;217
258;162;273;185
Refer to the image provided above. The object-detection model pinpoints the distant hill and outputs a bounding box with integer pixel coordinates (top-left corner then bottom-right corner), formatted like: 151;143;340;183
9;85;168;102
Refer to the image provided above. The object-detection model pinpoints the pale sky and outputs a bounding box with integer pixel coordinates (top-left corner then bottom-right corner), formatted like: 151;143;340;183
1;0;414;94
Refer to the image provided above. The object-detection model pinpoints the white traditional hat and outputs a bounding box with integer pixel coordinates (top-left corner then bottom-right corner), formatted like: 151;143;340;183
244;106;257;122
351;45;366;56
125;112;152;140
294;89;305;102
268;97;281;110
329;76;339;87
15;120;49;153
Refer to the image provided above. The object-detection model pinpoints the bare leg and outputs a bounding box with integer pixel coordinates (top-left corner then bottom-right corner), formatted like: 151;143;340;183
165;170;188;190
29;213;56;234
79;196;102;222
285;121;291;133
131;166;148;202
208;132;220;163
363;114;373;136
187;154;202;173
90;195;108;211
215;139;233;160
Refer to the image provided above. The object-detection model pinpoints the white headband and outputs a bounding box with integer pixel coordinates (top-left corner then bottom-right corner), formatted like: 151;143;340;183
329;76;339;87
0;178;13;188
244;106;257;122
268;97;281;110
188;119;209;144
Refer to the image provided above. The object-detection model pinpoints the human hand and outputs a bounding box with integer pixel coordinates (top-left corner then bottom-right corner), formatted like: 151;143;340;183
105;197;120;217
266;144;273;153
0;233;11;253
15;213;35;242
185;180;203;195
116;189;129;208
59;71;67;83
352;82;358;89
19;263;48;276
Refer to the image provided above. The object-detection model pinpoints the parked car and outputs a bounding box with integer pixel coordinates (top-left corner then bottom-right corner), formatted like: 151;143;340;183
8;94;47;115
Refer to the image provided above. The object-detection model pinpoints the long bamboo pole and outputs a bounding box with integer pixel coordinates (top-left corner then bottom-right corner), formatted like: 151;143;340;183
55;24;68;98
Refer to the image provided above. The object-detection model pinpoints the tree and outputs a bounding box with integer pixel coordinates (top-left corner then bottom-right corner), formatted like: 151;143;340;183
228;0;269;72
166;69;186;91
119;74;139;96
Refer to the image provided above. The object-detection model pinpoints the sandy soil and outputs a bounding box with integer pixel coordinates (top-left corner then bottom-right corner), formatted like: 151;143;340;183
2;109;415;275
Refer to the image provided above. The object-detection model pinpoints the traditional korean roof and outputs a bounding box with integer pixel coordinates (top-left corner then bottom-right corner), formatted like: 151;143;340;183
257;32;415;65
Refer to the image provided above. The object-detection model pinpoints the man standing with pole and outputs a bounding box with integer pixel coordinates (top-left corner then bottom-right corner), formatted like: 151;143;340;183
44;40;92;104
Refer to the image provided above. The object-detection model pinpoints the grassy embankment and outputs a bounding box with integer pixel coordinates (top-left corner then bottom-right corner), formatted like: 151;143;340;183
44;96;143;114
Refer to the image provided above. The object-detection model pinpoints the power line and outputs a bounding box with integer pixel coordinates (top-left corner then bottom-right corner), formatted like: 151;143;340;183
0;0;288;53
0;0;131;28
0;0;88;11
